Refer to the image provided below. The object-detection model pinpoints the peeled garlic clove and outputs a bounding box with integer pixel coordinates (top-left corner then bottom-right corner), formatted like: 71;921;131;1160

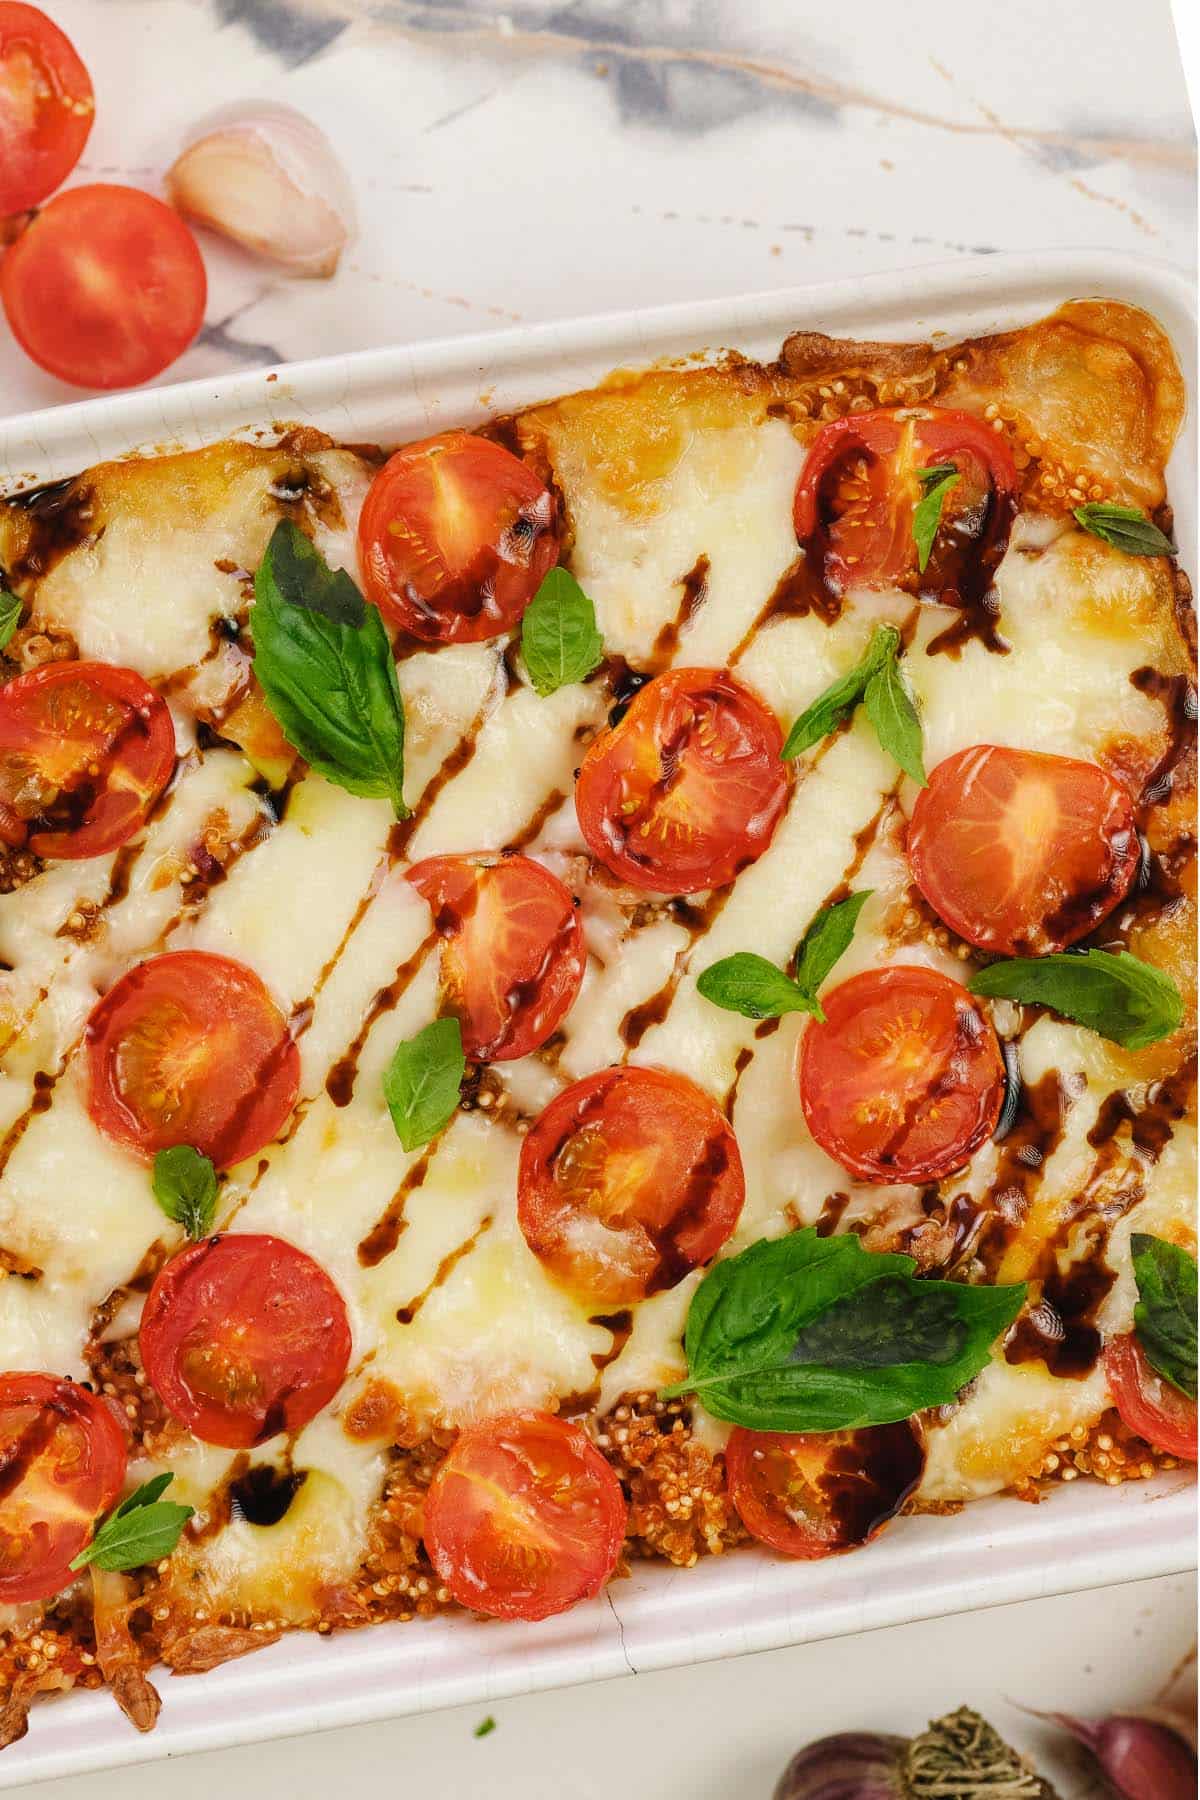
167;102;354;278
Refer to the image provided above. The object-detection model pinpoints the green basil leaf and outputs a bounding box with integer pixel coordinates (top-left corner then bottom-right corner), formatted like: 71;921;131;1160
863;651;927;786
383;1017;465;1152
0;585;21;651
1131;1233;1197;1400
520;567;605;697
662;1227;1025;1431
1074;503;1175;558
152;1145;218;1241
253;520;409;819
69;1475;194;1572
114;1472;175;1515
917;463;957;491
912;470;960;573
696;953;815;1021
696;891;870;1023
969;949;1182;1051
781;625;898;761
792;891;873;1018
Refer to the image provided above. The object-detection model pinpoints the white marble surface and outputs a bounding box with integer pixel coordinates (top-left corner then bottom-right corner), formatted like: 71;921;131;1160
0;0;1194;413
37;1576;1200;1800
0;3;1195;1795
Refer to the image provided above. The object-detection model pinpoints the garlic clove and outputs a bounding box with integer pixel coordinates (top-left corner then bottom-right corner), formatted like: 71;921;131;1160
166;101;354;279
773;1730;908;1799
1041;1709;1198;1800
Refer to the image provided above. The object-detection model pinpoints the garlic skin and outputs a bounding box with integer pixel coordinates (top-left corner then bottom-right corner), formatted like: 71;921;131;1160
773;1731;907;1800
166;102;354;278
1042;1709;1197;1800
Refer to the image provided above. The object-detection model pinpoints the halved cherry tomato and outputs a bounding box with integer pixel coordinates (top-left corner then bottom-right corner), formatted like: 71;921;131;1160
792;406;1018;598
357;433;558;643
423;1409;625;1620
799;965;1005;1184
0;661;175;860
576;667;788;895
0;184;207;389
407;853;585;1061
0;4;93;216
725;1420;924;1558
85;950;299;1168
1104;1333;1196;1462
140;1234;352;1449
518;1065;745;1305
907;744;1139;956
0;1373;126;1603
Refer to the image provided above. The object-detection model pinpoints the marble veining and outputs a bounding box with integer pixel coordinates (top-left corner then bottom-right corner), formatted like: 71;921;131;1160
0;0;1193;412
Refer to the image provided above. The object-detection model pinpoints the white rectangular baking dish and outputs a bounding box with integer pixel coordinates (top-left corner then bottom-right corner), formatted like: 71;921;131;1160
0;250;1194;1787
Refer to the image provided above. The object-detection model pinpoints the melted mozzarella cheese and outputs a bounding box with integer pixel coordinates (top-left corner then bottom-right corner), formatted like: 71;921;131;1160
0;339;1191;1615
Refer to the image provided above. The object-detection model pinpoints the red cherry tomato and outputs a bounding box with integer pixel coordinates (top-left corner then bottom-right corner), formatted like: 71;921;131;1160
423;1409;625;1620
725;1421;924;1558
1104;1333;1196;1462
0;1373;126;1603
0;184;207;389
799;965;1005;1185
140;1234;352;1449
357;432;558;643
518;1065;745;1305
792;406;1018;596
0;661;175;860
576;667;789;895
407;853;585;1062
85;950;300;1168
907;744;1139;956
0;3;93;215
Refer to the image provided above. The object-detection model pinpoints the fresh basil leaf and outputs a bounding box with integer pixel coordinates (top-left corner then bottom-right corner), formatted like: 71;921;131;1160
383;1017;465;1152
864;650;927;786
696;953;815;1021
113;1472;175;1514
781;625;898;761
917;463;957;491
792;891;873;1018
1074;503;1175;558
969;949;1182;1051
253;520;409;818
912;470;960;573
0;585;21;651
152;1146;218;1241
69;1475;194;1572
662;1227;1025;1431
789;1275;966;1368
521;567;604;697
696;891;871;1023
1131;1234;1197;1400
